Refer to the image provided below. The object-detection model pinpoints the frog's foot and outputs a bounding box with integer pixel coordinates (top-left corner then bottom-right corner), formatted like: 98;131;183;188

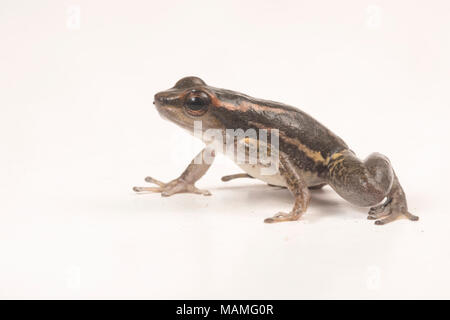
133;176;211;197
368;197;419;225
264;211;302;224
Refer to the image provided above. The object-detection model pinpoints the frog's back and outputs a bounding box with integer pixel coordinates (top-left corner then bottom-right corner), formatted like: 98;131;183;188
210;87;349;174
215;89;348;149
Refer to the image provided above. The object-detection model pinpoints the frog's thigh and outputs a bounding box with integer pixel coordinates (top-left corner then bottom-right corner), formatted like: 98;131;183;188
264;153;311;223
327;151;393;207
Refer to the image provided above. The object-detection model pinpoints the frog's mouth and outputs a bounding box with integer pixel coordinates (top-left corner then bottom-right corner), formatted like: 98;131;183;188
155;102;194;132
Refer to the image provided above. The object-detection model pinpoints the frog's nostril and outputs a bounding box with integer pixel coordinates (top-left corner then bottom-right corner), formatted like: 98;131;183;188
154;93;167;104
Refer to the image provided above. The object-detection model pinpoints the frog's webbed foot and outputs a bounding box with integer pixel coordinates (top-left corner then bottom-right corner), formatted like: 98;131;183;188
264;211;303;223
133;176;211;197
367;196;419;225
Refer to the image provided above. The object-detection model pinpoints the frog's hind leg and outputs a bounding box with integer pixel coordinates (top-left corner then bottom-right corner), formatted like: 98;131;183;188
328;150;418;225
264;154;311;223
221;173;254;182
366;178;419;225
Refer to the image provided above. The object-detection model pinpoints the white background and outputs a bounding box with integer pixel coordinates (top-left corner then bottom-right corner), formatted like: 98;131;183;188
1;0;449;299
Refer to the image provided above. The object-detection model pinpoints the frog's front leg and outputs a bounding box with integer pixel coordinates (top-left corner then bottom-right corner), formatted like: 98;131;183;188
328;150;418;225
133;147;214;197
264;153;311;223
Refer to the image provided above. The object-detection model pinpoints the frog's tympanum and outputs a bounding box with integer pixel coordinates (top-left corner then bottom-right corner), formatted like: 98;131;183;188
134;77;418;225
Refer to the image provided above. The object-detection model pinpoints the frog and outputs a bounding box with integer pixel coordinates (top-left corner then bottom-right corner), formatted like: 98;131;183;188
133;76;419;225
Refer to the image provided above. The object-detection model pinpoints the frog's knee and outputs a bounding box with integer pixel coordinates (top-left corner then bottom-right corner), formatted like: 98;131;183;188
328;152;393;207
364;153;394;193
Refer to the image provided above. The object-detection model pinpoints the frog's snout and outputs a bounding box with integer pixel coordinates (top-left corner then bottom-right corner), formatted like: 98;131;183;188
154;93;172;108
154;93;164;105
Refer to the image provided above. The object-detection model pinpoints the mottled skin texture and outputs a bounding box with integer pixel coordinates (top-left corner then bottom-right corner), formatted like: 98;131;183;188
134;77;419;225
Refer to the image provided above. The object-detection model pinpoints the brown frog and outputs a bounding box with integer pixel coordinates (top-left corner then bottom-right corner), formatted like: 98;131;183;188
133;77;418;225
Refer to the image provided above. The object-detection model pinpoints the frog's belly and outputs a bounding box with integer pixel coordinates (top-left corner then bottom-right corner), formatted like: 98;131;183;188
237;163;325;187
237;163;287;186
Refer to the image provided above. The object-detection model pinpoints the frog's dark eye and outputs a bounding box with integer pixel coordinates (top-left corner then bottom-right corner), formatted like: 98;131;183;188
184;91;210;116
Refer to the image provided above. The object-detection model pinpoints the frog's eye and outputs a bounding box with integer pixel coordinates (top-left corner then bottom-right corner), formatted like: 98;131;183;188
184;91;210;116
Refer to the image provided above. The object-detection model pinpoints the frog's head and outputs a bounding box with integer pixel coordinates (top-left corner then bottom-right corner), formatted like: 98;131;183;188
153;76;225;135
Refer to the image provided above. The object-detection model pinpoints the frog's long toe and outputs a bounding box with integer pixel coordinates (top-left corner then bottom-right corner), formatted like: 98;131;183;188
367;210;389;220
368;199;390;215
403;211;419;221
264;211;302;223
133;186;162;193
368;199;391;219
144;176;165;186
